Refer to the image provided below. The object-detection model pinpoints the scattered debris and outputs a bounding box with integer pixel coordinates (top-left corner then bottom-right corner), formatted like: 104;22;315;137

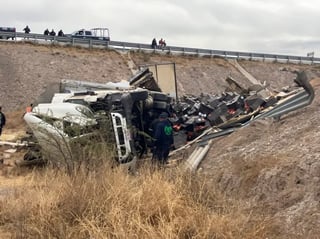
172;71;314;171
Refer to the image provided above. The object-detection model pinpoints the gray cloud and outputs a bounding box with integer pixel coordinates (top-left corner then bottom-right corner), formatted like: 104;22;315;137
1;0;319;56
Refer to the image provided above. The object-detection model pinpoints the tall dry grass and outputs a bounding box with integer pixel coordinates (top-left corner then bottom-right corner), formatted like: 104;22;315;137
0;159;275;239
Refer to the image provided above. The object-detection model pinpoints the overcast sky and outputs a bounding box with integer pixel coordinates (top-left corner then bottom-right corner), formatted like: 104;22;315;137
1;0;319;56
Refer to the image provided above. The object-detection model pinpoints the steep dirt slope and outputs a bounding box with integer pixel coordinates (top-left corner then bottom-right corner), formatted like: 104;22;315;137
1;41;320;111
1;41;320;238
0;42;132;111
130;52;320;96
240;60;320;90
200;80;320;238
130;52;252;96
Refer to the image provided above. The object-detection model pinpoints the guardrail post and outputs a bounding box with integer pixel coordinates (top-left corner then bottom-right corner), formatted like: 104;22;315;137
89;40;92;49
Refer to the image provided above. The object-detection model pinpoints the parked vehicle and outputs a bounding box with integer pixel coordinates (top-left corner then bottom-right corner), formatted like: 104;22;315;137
0;27;16;40
68;28;110;41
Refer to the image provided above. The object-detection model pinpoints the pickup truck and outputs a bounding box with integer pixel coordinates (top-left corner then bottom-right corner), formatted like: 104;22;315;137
69;28;110;41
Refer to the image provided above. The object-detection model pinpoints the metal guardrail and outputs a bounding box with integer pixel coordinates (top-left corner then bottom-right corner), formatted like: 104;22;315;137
1;31;319;64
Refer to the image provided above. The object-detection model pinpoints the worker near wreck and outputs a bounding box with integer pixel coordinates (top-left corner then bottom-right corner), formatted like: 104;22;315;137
152;112;174;165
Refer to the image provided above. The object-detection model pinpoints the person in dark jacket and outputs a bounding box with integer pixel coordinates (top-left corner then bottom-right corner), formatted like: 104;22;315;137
0;106;6;137
44;28;49;35
58;29;64;37
50;29;56;36
151;38;157;49
153;112;174;164
23;25;31;39
23;25;30;34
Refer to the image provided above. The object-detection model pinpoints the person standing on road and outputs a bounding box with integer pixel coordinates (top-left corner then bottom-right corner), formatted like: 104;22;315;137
58;29;64;37
0;106;6;137
43;29;49;41
151;38;157;49
23;25;30;39
153;112;174;165
159;38;164;47
44;28;49;35
50;29;56;36
23;25;30;34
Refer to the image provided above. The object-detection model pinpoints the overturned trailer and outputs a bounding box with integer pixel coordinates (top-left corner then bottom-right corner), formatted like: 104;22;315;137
23;68;315;169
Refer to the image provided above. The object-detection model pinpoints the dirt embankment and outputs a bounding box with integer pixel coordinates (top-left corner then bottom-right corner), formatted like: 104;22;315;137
201;82;320;237
0;42;132;111
1;41;320;112
1;41;320;237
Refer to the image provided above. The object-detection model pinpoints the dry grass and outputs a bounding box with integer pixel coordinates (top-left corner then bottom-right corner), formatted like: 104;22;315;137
0;160;276;239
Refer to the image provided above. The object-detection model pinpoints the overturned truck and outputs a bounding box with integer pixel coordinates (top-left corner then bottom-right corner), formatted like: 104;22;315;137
23;68;315;168
23;68;174;167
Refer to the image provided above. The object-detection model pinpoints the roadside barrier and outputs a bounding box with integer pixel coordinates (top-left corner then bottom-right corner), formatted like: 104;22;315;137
1;31;319;64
